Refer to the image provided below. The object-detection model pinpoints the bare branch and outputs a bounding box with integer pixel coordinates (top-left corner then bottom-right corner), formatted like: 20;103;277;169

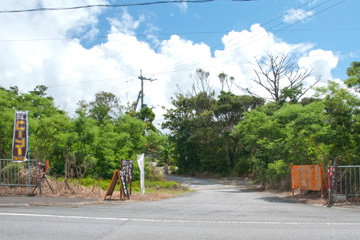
243;52;316;103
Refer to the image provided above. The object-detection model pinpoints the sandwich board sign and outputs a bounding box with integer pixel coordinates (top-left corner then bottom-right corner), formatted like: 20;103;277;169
104;170;129;200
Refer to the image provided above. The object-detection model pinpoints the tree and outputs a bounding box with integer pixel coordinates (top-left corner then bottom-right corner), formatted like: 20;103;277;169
88;91;122;125
242;53;316;103
163;70;265;175
315;81;360;163
136;106;157;132
188;69;213;97
218;72;234;92
159;140;174;166
344;61;360;92
233;100;329;187
29;85;53;100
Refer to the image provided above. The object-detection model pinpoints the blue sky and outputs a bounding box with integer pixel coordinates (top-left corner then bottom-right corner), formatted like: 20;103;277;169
78;0;360;80
0;0;359;126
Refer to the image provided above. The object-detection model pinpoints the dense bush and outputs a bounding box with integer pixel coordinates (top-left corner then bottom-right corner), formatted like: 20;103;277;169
0;85;166;181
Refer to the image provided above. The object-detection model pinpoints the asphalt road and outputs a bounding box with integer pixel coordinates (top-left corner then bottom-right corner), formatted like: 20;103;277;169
1;175;360;240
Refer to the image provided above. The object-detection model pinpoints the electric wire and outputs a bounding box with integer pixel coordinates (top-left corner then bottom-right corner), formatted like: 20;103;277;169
142;0;281;78
147;0;331;76
1;0;353;99
0;27;358;43
46;0;351;89
46;76;134;88
149;0;348;77
0;0;258;14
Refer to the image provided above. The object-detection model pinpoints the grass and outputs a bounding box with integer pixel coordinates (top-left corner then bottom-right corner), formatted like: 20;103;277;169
64;177;185;191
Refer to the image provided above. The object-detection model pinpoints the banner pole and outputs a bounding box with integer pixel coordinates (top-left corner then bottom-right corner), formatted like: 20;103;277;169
27;112;30;194
28;155;30;194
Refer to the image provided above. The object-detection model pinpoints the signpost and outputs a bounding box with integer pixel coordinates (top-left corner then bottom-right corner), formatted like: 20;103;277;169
121;159;133;197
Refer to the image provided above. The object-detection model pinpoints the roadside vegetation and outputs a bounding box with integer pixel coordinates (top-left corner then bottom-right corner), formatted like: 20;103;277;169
1;56;360;193
0;163;188;200
162;58;360;191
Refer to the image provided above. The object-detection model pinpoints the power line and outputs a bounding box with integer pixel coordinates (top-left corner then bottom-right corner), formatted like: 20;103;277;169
0;0;259;14
0;31;232;43
2;26;359;43
46;76;134;88
193;0;276;44
150;0;348;77
147;0;326;77
1;0;352;93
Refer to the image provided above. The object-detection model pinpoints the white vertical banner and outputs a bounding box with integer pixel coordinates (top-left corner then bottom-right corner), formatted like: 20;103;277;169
137;153;145;195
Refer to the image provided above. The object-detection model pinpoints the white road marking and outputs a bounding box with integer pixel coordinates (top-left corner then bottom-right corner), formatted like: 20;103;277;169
1;212;359;226
0;213;128;221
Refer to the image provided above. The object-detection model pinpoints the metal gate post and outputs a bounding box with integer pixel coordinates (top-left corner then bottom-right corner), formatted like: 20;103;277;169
37;160;42;195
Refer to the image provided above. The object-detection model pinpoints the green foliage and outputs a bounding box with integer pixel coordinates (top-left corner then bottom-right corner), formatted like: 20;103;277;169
267;160;289;182
88;91;121;124
161;63;360;189
344;61;360;92
3;61;360;192
0;85;167;182
163;78;265;175
136;107;157;132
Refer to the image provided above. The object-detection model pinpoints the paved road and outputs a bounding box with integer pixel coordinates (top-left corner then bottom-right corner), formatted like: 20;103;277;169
1;176;360;240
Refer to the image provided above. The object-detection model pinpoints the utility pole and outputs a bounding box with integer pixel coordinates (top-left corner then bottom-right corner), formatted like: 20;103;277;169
138;70;156;110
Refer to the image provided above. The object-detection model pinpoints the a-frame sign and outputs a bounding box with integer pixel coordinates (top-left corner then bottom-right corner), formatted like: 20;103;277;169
104;170;129;200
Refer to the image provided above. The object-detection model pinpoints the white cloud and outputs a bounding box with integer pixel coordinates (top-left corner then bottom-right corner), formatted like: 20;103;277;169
300;0;320;6
299;49;338;83
283;8;314;24
0;2;339;128
175;1;188;13
108;9;145;35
